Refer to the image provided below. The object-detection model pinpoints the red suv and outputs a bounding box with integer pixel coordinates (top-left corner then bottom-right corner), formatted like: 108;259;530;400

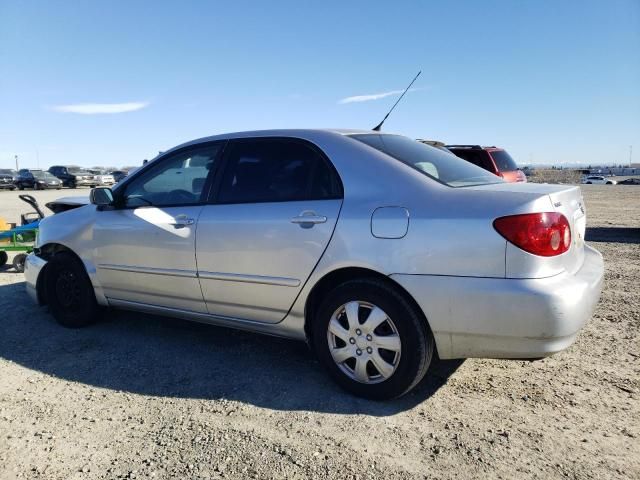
446;145;526;183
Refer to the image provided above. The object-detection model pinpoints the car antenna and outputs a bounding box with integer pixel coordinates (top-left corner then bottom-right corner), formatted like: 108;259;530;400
372;70;421;131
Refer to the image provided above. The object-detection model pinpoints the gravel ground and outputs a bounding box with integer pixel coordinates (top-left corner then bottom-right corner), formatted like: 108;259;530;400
0;185;638;480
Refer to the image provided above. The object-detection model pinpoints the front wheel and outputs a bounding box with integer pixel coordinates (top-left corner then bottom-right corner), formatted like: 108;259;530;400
312;278;434;400
17;183;24;190
44;252;99;328
12;253;27;273
0;251;7;267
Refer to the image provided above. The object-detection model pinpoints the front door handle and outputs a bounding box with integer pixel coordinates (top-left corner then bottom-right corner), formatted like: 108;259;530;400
170;215;195;228
291;211;327;228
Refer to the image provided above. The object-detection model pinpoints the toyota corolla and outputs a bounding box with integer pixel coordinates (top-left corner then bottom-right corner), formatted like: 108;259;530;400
24;129;604;399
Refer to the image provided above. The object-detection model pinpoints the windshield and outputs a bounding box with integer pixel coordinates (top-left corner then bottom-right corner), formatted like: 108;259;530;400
490;150;519;172
351;134;503;187
68;167;89;174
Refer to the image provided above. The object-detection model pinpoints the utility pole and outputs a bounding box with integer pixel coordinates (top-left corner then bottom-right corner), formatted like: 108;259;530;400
14;155;19;171
630;145;633;167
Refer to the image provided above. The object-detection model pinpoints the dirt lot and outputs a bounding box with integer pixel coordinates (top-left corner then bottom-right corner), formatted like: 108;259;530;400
0;186;638;480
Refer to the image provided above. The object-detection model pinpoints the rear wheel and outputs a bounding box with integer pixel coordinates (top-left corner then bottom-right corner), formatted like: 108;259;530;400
0;251;7;267
12;253;26;273
312;278;434;400
44;252;99;328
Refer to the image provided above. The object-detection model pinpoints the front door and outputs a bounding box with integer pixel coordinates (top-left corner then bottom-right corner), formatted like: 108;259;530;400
93;143;223;313
196;137;343;323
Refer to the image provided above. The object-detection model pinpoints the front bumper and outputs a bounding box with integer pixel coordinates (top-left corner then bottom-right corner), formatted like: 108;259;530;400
75;179;97;186
391;244;604;359
24;253;47;304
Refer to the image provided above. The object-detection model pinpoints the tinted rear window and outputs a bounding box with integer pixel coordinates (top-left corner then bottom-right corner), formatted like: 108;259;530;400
351;134;503;187
217;139;343;203
449;149;495;172
490;150;518;172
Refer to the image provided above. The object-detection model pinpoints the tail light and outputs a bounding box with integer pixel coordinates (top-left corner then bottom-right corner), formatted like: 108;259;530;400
493;212;571;257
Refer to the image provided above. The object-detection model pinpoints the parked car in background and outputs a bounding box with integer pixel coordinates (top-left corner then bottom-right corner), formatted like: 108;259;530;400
25;129;603;400
15;169;62;190
0;173;16;190
617;178;640;185
48;165;98;188
416;139;453;154
446;145;527;183
581;175;617;185
88;168;116;186
0;168;18;181
110;170;129;182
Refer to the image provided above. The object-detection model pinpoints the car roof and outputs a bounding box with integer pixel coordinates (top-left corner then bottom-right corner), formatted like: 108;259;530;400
154;128;401;160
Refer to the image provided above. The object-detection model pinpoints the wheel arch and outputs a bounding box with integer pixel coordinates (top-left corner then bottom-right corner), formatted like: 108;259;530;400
303;266;436;354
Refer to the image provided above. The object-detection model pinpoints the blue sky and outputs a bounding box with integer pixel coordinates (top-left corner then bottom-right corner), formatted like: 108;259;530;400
1;0;638;169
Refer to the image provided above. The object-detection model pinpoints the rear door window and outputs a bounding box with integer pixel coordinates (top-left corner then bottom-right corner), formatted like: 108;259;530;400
216;138;343;204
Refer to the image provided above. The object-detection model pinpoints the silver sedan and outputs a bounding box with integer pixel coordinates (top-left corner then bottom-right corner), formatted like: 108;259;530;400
24;129;604;399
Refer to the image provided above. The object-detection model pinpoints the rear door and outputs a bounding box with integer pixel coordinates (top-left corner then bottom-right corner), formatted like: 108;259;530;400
195;137;343;323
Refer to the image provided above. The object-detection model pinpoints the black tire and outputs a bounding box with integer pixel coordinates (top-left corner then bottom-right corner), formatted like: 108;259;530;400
69;181;76;189
586;182;592;184
17;183;24;190
44;251;99;328
12;253;27;273
312;278;434;400
0;251;7;267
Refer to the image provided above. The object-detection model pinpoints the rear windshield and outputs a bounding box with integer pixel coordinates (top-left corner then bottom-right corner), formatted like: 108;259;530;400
351;134;503;187
490;150;518;172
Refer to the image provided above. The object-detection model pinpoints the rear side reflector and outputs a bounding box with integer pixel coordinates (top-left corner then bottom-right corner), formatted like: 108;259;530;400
493;212;571;257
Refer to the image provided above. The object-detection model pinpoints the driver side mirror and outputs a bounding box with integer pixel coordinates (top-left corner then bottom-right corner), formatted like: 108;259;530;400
90;186;114;207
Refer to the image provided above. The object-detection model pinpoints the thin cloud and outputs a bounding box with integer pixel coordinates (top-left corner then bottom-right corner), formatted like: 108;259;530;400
338;88;423;104
50;101;149;114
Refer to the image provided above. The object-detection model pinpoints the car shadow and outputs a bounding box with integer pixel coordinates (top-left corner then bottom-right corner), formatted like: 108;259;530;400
0;281;462;416
585;227;640;244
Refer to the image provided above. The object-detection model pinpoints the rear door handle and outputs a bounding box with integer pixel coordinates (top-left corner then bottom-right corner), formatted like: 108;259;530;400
291;211;327;227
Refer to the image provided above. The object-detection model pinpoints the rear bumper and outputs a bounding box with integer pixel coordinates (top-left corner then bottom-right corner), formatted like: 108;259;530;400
391;244;604;359
24;253;47;304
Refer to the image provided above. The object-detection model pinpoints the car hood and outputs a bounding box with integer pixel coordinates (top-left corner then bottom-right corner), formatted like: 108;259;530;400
45;195;90;214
